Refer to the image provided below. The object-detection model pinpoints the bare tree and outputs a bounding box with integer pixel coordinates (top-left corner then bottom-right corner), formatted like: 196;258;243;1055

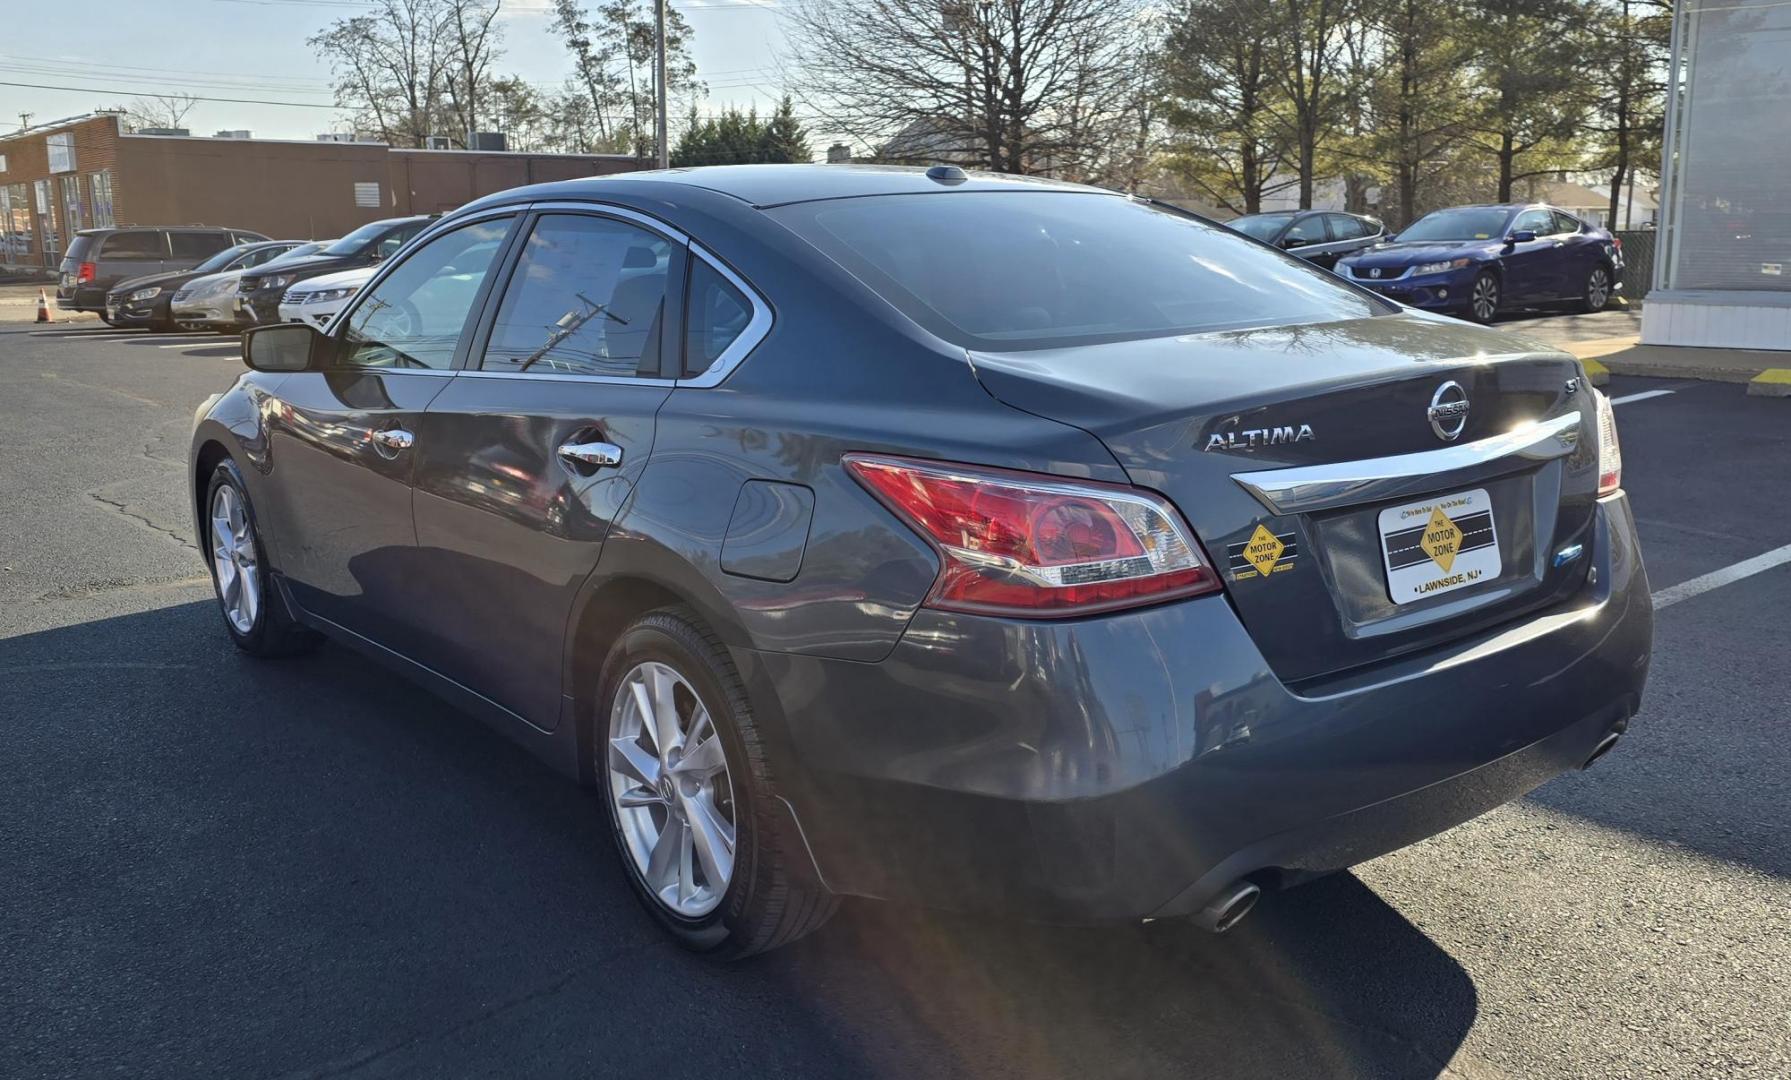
310;0;451;147
783;0;1146;179
1266;0;1351;208
551;0;699;156
442;0;503;145
124;94;199;132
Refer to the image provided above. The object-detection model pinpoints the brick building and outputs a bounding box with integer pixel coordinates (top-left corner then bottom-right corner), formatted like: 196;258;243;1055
1;113;645;271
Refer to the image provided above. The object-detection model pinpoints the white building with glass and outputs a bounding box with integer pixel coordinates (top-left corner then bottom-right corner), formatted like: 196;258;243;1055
1645;0;1791;351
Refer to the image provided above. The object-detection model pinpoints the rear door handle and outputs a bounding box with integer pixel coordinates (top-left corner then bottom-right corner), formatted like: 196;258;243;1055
372;428;414;450
557;440;623;468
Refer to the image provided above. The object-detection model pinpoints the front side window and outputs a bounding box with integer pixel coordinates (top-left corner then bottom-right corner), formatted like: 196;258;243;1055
337;218;511;370
480;214;673;377
1281;216;1326;247
684;257;753;376
1229;213;1295;242
774;192;1384;350
1512;209;1554;236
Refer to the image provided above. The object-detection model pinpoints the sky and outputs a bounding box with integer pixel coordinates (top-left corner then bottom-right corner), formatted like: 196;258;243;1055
1;0;800;144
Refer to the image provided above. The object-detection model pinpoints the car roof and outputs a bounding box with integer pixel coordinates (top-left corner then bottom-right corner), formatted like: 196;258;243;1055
472;164;1112;211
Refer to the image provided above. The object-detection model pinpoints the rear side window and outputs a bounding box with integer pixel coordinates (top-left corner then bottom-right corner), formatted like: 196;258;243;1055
1552;210;1583;235
64;235;95;263
1327;214;1372;241
171;231;231;260
480;214;672;378
684;258;752;376
99;231;166;260
772;192;1383;350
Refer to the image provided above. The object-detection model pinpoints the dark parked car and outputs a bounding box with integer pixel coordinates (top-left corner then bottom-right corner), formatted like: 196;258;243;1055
1228;209;1387;269
104;240;310;331
1338;204;1624;323
234;215;433;326
191;165;1650;957
56;226;269;318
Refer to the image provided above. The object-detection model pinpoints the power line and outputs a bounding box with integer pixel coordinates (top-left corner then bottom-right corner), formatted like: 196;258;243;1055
0;79;343;111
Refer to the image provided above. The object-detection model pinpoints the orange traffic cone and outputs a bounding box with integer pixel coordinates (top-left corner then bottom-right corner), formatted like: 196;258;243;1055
35;289;51;323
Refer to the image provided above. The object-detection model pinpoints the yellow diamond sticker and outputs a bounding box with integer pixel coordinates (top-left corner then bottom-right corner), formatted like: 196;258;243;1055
1420;507;1462;572
1243;524;1286;577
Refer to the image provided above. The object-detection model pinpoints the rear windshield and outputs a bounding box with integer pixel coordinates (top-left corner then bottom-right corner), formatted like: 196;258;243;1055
321;221;396;256
1398;208;1514;242
1229;213;1296;241
772;193;1384;350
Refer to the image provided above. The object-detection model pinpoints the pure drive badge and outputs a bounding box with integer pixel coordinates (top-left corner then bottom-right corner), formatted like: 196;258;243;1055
1203;423;1315;452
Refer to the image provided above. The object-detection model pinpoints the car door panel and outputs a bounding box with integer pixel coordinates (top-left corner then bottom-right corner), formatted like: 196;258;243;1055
1500;209;1557;302
408;209;684;728
256;214;519;650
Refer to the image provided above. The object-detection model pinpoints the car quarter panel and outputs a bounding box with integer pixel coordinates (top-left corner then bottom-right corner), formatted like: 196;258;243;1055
742;492;1649;920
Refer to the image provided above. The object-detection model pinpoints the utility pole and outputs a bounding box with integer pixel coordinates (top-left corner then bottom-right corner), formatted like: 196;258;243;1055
654;0;669;169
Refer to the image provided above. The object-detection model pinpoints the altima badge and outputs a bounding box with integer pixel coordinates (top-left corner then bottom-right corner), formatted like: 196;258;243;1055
1204;424;1315;452
1427;381;1470;441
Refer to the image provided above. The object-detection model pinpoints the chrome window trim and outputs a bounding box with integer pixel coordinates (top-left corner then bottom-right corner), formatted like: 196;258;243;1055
678;244;773;389
456;370;675;386
1231;411;1582;515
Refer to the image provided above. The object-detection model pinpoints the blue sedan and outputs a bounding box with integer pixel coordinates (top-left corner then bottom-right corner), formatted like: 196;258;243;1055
1337;204;1624;324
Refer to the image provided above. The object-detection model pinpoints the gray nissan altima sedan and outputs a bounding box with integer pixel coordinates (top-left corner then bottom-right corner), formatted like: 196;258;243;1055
189;165;1651;957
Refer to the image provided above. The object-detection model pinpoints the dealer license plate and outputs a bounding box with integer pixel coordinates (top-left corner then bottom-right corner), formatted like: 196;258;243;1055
1378;488;1500;604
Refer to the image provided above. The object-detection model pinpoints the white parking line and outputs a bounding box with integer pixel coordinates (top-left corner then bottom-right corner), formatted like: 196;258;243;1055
1611;389;1676;406
1653;543;1791;610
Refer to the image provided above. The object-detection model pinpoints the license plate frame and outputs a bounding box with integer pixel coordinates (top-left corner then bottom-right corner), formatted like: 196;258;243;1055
1378;488;1500;605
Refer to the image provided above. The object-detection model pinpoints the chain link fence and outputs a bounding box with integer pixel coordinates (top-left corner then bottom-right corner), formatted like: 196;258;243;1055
1615;230;1656;301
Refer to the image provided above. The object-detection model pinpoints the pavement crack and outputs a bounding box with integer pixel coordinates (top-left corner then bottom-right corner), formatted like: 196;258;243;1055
278;941;666;1080
86;491;197;551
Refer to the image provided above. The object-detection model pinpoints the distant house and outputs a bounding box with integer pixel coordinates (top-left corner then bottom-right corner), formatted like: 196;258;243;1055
1518;175;1657;229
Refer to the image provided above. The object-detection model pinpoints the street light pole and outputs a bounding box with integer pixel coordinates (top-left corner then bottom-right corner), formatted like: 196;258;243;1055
654;0;669;169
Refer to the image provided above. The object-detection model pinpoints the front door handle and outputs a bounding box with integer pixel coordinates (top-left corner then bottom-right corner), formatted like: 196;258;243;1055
372;428;414;450
557;440;623;468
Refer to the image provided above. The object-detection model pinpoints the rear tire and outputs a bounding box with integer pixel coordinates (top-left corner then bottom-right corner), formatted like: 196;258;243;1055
597;607;837;959
1467;270;1500;324
203;459;320;657
1579;265;1612;314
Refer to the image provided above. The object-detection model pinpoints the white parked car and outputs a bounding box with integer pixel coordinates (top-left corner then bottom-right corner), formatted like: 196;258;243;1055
277;266;376;329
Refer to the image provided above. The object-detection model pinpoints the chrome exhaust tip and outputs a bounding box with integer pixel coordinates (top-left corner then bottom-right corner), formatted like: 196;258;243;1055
1193;880;1261;933
1582;731;1622;770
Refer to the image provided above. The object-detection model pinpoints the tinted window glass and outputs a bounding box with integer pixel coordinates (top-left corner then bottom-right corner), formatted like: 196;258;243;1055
196;244;254;274
1552;210;1583;235
338;218;510;370
685;258;752;376
374;221;426;261
99;231;166;260
1327;214;1371;241
1512;209;1553;235
170;231;231;260
65;235;95;263
323;219;413;257
1399;208;1513;242
1282;216;1326;246
774;193;1383;350
481;214;672;377
1229;213;1294;241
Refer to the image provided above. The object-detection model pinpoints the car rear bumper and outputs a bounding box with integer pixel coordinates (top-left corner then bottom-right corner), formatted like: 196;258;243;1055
747;492;1651;923
55;285;107;313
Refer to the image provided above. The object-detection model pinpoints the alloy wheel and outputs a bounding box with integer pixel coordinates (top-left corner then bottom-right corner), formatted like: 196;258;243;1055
209;485;261;634
607;660;737;918
1587;268;1610;310
1472;275;1499;322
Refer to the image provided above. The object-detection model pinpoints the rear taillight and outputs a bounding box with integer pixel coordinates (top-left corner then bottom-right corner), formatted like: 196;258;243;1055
1593;388;1622;495
844;455;1221;617
77;261;96;283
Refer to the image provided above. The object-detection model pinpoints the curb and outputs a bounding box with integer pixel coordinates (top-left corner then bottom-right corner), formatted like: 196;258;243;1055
1580;359;1611;387
1747;369;1791;398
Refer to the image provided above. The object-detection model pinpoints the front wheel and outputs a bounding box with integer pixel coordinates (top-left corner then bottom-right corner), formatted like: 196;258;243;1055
597;608;837;958
204;459;319;656
1580;265;1612;314
1467;271;1501;324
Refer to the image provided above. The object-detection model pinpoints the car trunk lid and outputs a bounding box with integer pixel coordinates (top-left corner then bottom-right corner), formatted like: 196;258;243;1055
969;314;1600;684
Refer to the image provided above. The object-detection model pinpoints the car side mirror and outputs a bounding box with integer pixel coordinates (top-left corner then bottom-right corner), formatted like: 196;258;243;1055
1508;229;1537;244
1280;236;1307;249
243;322;321;372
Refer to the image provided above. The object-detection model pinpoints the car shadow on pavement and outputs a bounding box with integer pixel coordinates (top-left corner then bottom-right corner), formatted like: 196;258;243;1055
1;600;1477;1079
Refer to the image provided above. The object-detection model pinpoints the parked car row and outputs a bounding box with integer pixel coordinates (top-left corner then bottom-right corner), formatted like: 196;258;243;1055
1227;202;1625;323
54;214;436;333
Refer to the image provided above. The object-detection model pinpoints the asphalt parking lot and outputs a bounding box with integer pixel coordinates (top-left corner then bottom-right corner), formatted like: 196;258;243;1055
2;321;1787;1080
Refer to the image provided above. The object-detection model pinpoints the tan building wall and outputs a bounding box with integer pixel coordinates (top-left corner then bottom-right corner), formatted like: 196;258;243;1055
2;113;643;269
